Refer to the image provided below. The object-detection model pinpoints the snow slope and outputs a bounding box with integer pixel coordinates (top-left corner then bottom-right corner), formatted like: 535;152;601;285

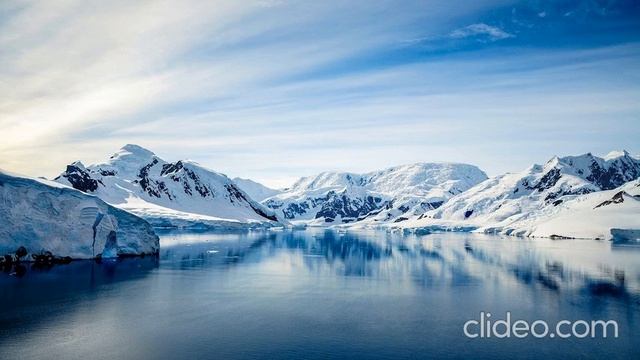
263;163;487;225
400;151;640;239
486;179;640;239
233;177;281;201
55;145;281;229
0;170;159;259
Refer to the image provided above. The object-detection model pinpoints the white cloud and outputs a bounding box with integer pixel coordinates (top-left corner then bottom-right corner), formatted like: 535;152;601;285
449;23;513;41
0;1;637;187
0;1;506;176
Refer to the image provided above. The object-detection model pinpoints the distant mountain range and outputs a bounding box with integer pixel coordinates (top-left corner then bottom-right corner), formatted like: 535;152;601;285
2;143;635;243
261;163;488;225
52;145;640;239
3;145;637;262
401;151;640;239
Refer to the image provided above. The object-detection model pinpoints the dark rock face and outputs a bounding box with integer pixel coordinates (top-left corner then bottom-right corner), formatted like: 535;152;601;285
134;159;217;201
549;234;574;240
543;187;593;202
250;206;279;222
225;184;278;221
265;192;384;222
314;193;383;223
530;168;561;193
162;162;211;198
184;168;212;198
160;161;184;176
99;170;116;176
585;156;640;190
57;154;278;225
426;201;444;209
55;164;102;193
15;246;28;259
522;153;640;204
398;205;410;213
225;183;248;203
594;191;628;209
137;159;174;199
265;201;310;220
0;247;30;273
564;153;640;191
0;247;73;275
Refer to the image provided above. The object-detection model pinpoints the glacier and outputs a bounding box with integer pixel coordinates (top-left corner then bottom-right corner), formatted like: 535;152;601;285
0;170;159;260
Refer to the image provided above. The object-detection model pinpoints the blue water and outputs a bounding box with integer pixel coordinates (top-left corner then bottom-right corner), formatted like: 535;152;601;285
1;230;639;359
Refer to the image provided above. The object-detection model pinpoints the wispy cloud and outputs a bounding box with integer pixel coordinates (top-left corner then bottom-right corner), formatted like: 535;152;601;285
0;1;638;187
449;23;513;41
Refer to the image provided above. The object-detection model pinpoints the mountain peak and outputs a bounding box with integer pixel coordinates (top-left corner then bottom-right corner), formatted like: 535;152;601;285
70;160;86;170
108;144;157;163
54;146;281;226
604;150;630;161
120;144;156;157
545;155;561;168
98;144;159;175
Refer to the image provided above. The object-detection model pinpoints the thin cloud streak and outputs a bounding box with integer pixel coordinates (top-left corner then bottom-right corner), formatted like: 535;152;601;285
449;23;514;41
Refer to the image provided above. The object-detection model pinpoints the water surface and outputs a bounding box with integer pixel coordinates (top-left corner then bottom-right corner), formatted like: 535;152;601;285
1;230;639;359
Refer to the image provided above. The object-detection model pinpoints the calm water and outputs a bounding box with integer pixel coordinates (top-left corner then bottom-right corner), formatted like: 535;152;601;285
1;230;639;359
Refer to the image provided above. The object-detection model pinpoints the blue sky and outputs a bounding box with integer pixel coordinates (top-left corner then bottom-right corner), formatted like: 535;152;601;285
1;0;639;187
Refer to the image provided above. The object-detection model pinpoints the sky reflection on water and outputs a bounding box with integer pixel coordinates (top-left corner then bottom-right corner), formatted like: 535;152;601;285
1;230;639;359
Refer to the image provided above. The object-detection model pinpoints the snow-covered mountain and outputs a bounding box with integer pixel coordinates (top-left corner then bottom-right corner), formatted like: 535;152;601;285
262;163;488;225
401;151;640;239
0;170;159;259
233;177;281;201
54;145;281;229
489;179;640;240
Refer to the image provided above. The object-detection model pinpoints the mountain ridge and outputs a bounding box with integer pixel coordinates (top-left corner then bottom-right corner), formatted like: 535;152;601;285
55;145;281;229
233;177;282;202
263;162;488;225
399;150;640;239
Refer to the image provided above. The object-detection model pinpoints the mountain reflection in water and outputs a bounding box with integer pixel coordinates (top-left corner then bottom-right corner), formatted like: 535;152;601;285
158;229;640;298
1;230;639;359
